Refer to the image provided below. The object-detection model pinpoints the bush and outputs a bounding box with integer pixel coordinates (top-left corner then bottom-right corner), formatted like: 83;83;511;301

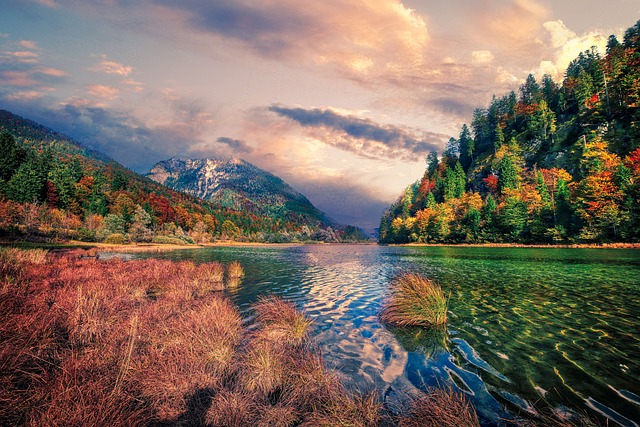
151;235;187;245
104;233;127;245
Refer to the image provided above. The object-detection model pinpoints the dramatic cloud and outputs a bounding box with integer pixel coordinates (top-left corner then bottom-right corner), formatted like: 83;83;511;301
155;0;429;80
533;19;610;81
268;105;445;161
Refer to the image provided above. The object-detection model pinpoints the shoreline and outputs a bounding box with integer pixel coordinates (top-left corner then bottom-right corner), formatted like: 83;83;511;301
393;242;640;249
2;240;638;253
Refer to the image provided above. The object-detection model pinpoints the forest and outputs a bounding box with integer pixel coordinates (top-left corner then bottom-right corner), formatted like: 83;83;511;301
380;20;640;244
0;111;365;244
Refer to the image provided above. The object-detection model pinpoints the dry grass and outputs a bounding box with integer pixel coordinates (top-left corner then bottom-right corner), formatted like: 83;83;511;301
205;389;257;427
191;261;225;292
0;250;491;427
396;387;480;427
380;273;448;327
253;295;313;347
227;260;244;279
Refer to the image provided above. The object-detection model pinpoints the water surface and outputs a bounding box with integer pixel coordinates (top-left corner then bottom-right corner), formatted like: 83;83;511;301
131;245;640;426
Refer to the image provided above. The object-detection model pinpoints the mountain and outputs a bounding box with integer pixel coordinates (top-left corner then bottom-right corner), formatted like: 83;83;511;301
380;19;640;245
0;109;356;243
147;157;331;227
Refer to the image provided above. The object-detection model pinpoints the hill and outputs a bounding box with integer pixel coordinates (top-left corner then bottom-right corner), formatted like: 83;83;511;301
147;157;331;228
380;19;640;244
0;109;357;243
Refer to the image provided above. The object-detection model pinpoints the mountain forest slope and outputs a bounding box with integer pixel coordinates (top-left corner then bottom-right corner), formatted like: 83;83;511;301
380;19;640;244
147;157;331;230
0;110;361;243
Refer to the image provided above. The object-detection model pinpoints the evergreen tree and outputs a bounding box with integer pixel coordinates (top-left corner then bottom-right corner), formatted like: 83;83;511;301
498;156;519;194
458;124;474;172
0;131;26;183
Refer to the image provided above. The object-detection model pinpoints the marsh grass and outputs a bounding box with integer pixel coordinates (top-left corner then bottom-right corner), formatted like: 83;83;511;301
0;250;491;427
191;261;225;292
227;260;244;279
396;387;480;427
253;295;313;347
380;273;448;327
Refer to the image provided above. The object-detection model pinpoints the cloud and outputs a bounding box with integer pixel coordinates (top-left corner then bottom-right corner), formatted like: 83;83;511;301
90;54;133;76
66;0;429;86
533;19;610;81
268;105;445;161
86;84;120;100
216;136;254;154
472;50;494;64
0;70;38;87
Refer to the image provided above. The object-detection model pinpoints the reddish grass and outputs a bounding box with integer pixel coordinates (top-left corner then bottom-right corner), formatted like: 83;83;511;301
0;249;493;427
252;295;313;347
396;387;480;427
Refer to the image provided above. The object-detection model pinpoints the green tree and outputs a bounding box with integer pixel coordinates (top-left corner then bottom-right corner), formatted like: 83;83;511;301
5;150;50;203
458;124;474;172
0;131;26;183
129;205;152;242
426;151;439;177
499;196;528;240
498;156;519;194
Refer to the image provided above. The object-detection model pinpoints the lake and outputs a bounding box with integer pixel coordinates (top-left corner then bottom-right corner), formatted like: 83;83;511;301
128;244;640;426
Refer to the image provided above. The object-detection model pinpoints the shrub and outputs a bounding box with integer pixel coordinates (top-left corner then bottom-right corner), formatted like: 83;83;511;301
380;273;448;327
151;235;186;245
104;233;127;245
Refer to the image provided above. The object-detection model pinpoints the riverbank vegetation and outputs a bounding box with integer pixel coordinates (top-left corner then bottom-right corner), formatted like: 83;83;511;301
380;273;448;327
1;248;483;427
381;20;640;245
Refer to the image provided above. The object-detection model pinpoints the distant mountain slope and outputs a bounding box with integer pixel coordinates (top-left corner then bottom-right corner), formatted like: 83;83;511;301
147;157;331;227
0;109;352;243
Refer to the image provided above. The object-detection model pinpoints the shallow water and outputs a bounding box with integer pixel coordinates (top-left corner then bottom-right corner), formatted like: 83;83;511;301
131;244;640;426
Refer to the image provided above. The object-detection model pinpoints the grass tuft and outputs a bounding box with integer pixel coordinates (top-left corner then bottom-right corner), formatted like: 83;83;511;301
205;389;257;427
192;262;225;292
396;387;480;427
380;273;448;327
253;295;313;347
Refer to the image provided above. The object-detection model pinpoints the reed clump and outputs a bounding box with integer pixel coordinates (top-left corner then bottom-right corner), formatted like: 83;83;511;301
252;295;313;347
396;387;480;427
380;273;448;327
191;261;225;292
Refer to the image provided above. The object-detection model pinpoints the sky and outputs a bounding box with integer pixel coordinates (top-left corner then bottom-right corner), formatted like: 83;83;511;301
1;1;638;231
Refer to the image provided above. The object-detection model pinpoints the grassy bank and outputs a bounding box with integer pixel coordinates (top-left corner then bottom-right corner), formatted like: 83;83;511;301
0;248;484;427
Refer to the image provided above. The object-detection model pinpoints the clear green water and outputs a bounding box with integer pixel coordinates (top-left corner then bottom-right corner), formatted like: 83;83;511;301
129;245;640;426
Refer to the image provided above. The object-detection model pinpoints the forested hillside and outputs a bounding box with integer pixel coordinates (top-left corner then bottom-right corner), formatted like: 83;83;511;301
147;157;331;229
0;110;361;243
380;20;640;244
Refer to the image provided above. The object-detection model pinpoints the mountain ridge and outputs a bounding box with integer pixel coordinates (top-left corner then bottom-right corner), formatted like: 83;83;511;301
147;157;332;228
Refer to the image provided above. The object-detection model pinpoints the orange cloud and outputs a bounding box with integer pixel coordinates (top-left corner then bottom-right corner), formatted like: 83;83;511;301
90;54;133;76
86;84;120;100
1;70;38;87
